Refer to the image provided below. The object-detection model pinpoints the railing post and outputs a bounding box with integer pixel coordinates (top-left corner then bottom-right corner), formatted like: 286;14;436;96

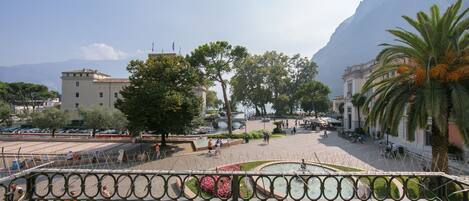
25;173;35;200
231;175;239;201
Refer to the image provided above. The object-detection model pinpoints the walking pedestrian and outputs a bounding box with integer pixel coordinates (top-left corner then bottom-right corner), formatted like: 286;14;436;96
154;143;161;159
266;132;270;144
286;121;289;128
207;139;213;155
293;127;296;134
323;129;328;138
215;141;221;155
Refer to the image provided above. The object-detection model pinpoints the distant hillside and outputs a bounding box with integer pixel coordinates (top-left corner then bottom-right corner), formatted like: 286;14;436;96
313;0;455;96
0;60;130;91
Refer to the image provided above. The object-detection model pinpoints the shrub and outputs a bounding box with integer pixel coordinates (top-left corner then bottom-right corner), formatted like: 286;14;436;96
208;130;265;139
199;164;241;198
448;144;464;160
354;127;365;135
272;127;283;134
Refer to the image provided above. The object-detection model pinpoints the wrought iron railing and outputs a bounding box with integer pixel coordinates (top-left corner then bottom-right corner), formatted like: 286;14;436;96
0;168;468;200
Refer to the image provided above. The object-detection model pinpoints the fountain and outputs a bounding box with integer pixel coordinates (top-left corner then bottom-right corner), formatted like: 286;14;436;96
254;161;355;200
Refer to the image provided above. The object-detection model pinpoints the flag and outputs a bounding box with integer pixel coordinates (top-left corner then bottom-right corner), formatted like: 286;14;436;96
172;41;175;52
152;42;154;52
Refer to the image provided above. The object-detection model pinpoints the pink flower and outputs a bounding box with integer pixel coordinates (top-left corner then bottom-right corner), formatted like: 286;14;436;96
198;164;241;197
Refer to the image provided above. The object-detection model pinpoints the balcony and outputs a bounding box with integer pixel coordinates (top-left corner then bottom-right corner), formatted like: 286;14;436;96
1;168;468;200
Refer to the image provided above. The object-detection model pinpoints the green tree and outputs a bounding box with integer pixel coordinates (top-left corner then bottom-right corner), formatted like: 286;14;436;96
351;93;366;128
0;82;58;114
286;54;319;114
110;109;128;133
272;94;290;115
206;90;223;109
314;96;331;115
231;55;271;116
263;51;290;115
296;81;331;117
0;101;11;126
362;0;468;173
189;41;248;134
31;107;69;137
116;54;203;146
79;106;112;137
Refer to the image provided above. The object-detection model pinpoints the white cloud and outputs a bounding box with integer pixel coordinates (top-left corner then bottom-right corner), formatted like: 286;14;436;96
81;43;127;60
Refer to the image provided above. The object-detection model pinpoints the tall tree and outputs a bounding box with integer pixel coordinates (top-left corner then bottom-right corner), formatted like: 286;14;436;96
110;109;128;133
231;55;271;116
0;82;57;114
79;106;112;137
351;93;366;128
296;81;331;117
286;54;319;113
0;101;11;126
189;41;248;134
116;54;203;146
31;108;69;137
206;90;223;109
363;0;468;173
313;96;331;116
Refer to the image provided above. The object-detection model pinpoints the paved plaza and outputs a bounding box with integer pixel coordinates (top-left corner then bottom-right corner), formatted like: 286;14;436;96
0;141;134;155
136;124;427;173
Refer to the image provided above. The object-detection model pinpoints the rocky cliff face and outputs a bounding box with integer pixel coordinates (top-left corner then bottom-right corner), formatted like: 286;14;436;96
313;0;454;96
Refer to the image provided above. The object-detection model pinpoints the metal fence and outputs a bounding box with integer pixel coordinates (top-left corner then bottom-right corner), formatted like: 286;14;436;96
0;168;468;200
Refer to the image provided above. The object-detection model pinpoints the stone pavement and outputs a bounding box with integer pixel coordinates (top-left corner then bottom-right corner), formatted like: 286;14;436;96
135;126;426;173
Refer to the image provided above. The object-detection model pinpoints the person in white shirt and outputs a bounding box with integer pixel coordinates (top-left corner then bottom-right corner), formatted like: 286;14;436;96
66;151;73;160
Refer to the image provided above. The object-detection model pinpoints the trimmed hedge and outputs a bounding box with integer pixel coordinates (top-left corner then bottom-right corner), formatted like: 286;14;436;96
208;130;266;140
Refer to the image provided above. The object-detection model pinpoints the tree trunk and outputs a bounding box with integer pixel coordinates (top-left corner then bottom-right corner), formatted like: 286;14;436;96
220;80;232;135
357;106;361;129
161;134;166;147
51;129;56;137
92;129;96;137
431;120;449;173
255;106;260;116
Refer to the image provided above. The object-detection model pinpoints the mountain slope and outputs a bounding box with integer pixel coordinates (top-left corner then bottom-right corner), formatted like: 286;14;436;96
0;60;130;91
313;0;454;96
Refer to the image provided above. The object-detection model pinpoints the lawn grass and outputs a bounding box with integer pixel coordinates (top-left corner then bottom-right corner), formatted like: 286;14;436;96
271;134;286;138
321;163;363;172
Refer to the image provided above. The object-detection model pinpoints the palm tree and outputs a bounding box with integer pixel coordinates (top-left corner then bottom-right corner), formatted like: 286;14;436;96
362;0;468;173
351;93;366;129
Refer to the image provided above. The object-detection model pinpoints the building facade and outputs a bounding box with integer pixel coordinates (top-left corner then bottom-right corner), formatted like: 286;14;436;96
342;60;377;131
331;95;344;115
62;67;206;120
61;69;129;119
342;59;466;156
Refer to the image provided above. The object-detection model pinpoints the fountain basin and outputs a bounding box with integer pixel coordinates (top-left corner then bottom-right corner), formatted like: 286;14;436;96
253;161;356;200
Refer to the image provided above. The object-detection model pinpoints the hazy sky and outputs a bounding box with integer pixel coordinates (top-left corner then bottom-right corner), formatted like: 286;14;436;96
0;0;362;66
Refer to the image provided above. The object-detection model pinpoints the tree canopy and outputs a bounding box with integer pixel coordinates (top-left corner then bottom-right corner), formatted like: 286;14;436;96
0;101;11;126
296;80;331;117
231;51;321;116
116;54;203;145
31;107;69;137
189;41;248;134
0;81;58;114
